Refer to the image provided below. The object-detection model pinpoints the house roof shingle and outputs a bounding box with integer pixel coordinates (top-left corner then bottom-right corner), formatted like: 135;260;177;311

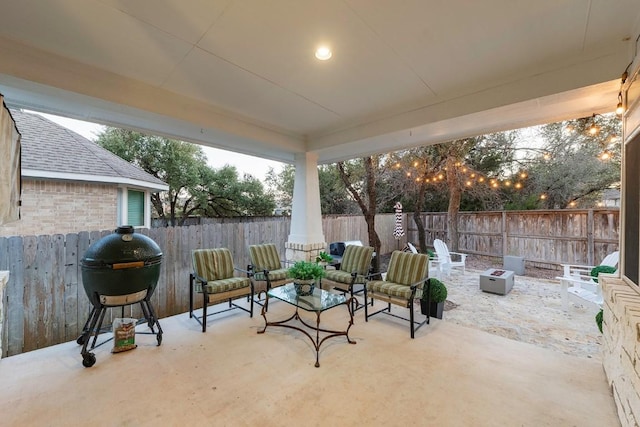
11;110;168;190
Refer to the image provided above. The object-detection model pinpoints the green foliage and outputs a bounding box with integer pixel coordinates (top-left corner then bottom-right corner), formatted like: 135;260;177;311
96;127;275;224
423;278;448;303
426;249;436;259
201;165;275;217
315;251;333;263
596;309;603;333
590;265;617;283
525;115;621;209
265;164;357;215
287;261;326;280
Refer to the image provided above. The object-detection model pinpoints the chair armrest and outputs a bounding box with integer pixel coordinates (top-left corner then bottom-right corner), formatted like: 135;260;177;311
365;271;385;281
234;266;252;276
191;273;207;285
561;263;596;278
449;252;467;261
556;274;596;287
410;276;431;301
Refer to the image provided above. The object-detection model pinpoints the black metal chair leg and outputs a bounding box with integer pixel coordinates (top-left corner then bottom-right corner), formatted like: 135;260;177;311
410;303;415;339
189;274;194;318
202;292;208;333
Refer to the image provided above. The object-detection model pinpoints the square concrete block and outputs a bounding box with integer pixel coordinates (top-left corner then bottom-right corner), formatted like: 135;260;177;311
503;256;525;275
480;269;514;295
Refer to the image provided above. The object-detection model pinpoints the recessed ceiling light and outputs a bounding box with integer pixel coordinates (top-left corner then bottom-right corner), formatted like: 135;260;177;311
315;46;332;60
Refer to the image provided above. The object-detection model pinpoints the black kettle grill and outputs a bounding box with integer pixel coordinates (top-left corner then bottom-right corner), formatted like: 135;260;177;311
77;226;164;367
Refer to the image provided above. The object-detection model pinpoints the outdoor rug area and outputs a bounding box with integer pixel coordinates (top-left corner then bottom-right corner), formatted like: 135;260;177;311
436;269;603;359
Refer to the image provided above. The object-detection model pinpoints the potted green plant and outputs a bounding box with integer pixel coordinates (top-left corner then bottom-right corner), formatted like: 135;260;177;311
590;265;617;283
288;260;326;295
315;251;334;266
596;308;604;333
420;278;447;319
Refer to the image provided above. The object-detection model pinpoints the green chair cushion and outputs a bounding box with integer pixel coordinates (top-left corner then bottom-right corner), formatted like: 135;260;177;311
249;244;283;271
367;280;422;299
196;276;251;294
324;269;365;285
340;245;374;276
253;268;289;282
192;248;235;281
386;251;429;285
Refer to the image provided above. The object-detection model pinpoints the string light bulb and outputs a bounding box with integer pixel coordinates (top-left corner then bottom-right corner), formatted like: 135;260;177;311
616;94;625;116
599;151;611;161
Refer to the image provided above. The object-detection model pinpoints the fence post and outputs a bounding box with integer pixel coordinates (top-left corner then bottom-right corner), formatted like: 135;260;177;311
502;211;507;258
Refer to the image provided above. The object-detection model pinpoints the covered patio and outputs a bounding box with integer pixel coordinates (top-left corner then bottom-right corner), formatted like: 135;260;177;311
1;2;640;425
0;285;617;426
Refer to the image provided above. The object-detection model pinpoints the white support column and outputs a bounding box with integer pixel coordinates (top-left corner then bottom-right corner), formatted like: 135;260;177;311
286;152;326;261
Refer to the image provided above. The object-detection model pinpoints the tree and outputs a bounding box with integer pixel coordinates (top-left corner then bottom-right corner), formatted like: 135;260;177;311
520;114;621;209
265;164;357;214
97;128;275;225
337;156;383;271
201;166;275;217
386;132;519;251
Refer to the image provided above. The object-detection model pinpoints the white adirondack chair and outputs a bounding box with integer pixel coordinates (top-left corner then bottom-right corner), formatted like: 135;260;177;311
556;251;619;311
431;239;467;277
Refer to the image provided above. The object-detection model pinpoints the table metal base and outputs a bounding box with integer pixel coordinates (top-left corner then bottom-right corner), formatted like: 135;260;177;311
258;297;356;367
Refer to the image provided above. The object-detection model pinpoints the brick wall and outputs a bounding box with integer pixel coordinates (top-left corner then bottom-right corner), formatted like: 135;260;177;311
0;179;118;237
601;276;640;426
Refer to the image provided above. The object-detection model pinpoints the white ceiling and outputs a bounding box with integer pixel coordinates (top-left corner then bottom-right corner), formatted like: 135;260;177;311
0;0;638;165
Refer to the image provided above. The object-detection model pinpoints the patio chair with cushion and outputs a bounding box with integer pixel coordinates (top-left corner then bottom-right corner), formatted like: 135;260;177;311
431;238;467;277
190;248;254;332
556;251;619;311
321;244;375;313
364;250;431;338
248;243;290;305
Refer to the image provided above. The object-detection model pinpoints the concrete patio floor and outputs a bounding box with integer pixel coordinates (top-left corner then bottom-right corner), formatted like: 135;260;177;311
0;281;619;427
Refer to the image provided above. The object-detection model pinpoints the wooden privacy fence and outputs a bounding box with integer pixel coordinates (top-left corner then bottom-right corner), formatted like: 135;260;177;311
406;209;619;268
0;209;619;356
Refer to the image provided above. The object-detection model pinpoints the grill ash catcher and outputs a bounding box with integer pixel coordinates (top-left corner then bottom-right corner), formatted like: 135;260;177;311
78;226;164;367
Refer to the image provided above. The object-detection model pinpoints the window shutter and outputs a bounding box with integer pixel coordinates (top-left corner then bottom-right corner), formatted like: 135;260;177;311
127;190;144;226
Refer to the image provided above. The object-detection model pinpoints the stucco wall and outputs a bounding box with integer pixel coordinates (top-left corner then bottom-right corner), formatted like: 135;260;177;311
0;179;118;237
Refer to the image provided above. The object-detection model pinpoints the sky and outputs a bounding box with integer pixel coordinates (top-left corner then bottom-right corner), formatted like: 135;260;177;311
34;112;285;181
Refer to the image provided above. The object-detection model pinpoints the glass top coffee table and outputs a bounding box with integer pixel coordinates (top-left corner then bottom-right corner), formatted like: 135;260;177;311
257;283;356;367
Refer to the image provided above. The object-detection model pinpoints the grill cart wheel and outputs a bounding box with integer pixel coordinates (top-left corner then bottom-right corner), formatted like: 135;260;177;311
82;353;96;368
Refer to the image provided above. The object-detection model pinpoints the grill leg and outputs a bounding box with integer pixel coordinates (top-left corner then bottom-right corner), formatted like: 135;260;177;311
91;306;108;349
141;299;163;345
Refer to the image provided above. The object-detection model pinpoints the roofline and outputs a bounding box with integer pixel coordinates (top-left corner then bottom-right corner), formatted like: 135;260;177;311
22;169;169;191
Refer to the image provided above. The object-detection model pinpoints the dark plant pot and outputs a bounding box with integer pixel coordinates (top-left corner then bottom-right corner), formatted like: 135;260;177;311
421;300;444;319
294;279;315;296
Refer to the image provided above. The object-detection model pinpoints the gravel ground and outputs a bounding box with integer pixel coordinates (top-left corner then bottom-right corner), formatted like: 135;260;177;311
377;251;602;359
